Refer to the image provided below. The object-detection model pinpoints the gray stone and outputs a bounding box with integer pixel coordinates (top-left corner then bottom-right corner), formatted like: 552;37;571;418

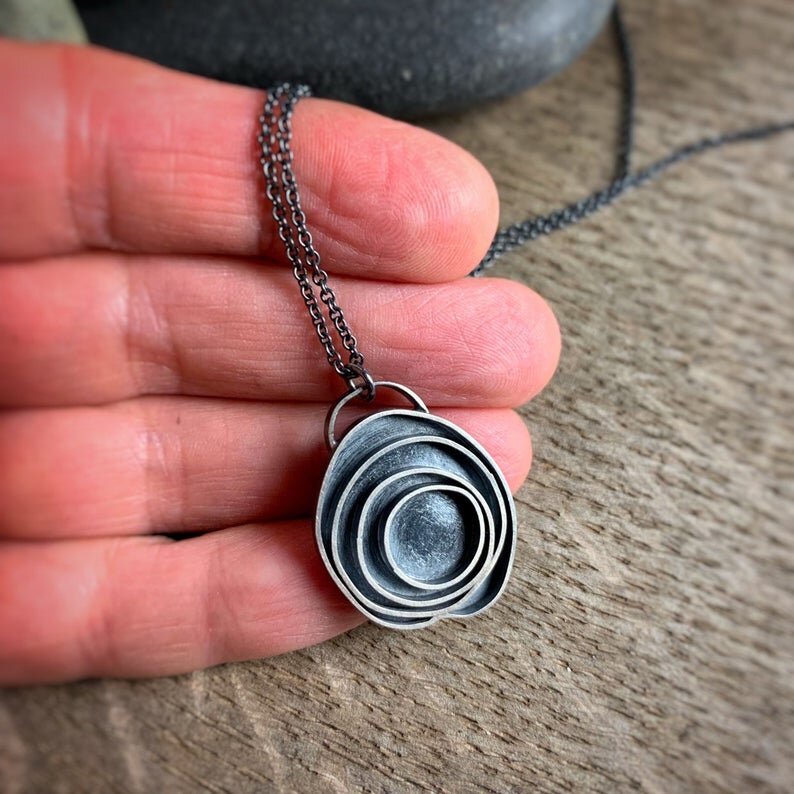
75;0;613;118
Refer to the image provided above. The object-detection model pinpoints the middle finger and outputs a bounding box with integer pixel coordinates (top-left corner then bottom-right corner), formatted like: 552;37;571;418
0;254;560;409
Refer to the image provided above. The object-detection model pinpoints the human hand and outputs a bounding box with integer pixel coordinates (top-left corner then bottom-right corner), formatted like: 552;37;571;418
0;40;560;684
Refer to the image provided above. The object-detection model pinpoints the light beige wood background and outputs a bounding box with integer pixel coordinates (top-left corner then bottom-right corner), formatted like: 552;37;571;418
1;1;792;791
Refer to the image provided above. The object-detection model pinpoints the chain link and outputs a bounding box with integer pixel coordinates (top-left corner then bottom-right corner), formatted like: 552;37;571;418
258;85;373;398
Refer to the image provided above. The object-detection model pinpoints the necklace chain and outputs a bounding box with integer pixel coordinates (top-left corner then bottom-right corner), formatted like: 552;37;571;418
258;85;372;395
259;2;793;386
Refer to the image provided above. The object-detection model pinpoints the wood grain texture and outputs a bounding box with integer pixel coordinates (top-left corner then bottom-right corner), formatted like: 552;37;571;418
1;1;792;791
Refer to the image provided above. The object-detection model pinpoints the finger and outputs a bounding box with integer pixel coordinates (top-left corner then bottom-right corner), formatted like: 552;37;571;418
0;41;498;281
0;522;363;684
0;398;532;539
0;255;561;408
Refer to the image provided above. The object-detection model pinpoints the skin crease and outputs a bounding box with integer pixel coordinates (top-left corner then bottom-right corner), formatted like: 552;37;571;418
0;41;561;685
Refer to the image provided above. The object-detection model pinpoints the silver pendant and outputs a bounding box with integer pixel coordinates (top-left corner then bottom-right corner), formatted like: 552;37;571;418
259;90;517;631
316;382;516;629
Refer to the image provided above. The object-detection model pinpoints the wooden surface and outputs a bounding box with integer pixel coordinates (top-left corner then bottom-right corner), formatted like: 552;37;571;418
2;1;793;791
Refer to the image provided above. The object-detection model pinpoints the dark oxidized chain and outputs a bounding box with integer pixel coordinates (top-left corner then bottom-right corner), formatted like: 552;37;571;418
472;4;794;275
260;2;794;377
258;84;374;398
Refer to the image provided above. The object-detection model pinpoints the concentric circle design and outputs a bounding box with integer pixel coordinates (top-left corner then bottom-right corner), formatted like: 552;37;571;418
316;383;516;629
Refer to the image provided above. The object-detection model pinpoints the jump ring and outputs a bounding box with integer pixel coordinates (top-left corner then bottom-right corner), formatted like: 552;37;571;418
343;363;376;402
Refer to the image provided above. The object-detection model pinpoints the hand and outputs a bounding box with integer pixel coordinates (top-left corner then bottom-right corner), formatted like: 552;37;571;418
0;40;560;684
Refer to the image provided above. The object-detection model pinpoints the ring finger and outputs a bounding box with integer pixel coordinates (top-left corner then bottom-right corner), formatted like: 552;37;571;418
0;397;533;540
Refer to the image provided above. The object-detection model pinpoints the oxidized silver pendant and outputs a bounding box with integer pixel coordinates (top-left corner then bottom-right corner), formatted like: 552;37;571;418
316;382;516;629
259;88;516;630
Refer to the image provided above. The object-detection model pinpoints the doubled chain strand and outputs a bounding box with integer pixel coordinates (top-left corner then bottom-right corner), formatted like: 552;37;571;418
259;85;372;395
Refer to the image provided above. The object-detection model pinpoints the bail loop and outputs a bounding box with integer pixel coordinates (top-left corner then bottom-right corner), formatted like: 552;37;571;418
325;381;429;451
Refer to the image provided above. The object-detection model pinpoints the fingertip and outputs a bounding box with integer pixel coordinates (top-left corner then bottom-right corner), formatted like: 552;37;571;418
498;409;534;492
437;408;533;493
293;99;500;282
406;130;501;282
475;278;562;406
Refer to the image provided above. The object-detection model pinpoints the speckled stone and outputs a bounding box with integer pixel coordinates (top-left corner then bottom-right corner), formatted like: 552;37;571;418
76;0;613;118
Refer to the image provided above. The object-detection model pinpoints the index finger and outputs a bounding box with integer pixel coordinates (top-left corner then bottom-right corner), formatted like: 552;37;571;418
0;41;498;282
